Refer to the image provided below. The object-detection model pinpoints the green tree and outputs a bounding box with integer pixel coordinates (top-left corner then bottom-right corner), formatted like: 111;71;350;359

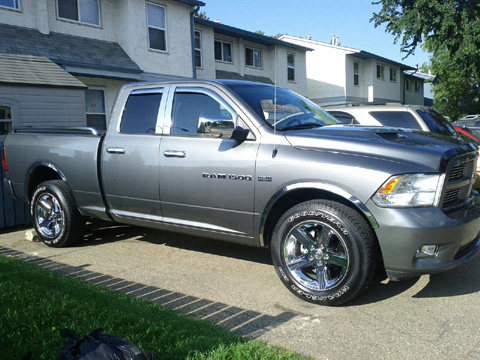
194;10;209;20
371;0;480;118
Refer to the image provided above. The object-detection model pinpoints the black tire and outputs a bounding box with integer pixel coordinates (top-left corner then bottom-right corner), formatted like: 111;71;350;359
271;200;378;306
31;180;85;247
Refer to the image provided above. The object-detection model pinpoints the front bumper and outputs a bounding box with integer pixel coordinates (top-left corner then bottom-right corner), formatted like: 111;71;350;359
368;194;480;281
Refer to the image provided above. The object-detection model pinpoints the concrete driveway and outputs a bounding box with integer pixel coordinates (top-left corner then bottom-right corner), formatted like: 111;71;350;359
1;222;480;360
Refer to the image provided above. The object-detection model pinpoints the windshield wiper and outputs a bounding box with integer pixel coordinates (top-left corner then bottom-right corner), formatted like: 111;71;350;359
280;123;323;131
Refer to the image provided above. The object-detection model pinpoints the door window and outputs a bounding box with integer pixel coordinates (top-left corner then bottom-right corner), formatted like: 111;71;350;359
170;90;235;138
120;90;163;134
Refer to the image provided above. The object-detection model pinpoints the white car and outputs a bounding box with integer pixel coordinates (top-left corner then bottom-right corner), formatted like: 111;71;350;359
326;104;458;137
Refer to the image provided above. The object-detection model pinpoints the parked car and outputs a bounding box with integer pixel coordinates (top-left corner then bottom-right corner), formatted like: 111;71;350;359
326;104;458;137
3;80;480;306
455;126;480;143
453;115;480;127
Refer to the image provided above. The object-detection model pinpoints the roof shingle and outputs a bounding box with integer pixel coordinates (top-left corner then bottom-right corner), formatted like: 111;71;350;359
0;53;87;88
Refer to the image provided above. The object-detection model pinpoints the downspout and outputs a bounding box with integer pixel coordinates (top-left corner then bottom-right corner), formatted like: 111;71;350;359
190;5;201;79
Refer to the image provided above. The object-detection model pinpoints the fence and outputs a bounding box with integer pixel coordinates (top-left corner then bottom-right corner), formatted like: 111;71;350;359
1;142;31;229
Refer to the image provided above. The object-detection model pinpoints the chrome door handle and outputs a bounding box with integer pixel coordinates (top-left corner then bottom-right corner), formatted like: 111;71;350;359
163;150;186;158
106;147;126;154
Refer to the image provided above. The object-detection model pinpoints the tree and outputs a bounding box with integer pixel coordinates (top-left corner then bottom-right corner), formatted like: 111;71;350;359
193;10;209;20
371;0;480;118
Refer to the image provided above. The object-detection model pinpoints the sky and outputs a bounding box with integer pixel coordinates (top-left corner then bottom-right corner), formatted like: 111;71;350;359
201;0;431;69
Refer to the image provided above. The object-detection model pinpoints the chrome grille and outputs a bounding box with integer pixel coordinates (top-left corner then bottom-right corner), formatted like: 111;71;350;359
441;152;477;212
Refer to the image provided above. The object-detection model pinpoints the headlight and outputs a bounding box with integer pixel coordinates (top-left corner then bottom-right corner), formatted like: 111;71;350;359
372;173;444;207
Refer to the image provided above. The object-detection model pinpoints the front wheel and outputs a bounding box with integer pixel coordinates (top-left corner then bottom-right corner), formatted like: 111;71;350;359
271;200;378;306
31;180;85;247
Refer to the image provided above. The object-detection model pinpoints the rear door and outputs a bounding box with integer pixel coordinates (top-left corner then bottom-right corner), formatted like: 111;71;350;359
102;87;166;222
158;85;259;240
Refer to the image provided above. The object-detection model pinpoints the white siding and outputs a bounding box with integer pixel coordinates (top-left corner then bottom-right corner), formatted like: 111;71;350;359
0;86;86;127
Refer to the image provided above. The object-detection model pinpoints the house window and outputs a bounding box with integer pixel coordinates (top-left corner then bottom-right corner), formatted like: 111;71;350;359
85;89;106;131
214;40;232;62
194;30;202;68
287;53;295;82
415;81;421;93
0;106;12;136
0;0;19;10
245;47;262;68
353;61;359;86
376;65;384;80
57;0;100;26
147;2;167;51
390;68;397;82
406;79;412;91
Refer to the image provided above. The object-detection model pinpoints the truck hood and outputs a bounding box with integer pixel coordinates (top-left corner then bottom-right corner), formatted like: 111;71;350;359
284;125;477;172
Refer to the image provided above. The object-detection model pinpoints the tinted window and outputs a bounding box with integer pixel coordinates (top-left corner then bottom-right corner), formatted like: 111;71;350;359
369;111;423;130
327;111;359;125
416;108;457;136
120;92;162;134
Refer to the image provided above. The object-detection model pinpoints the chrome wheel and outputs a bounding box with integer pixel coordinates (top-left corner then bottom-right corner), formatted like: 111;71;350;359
35;193;64;239
283;220;349;291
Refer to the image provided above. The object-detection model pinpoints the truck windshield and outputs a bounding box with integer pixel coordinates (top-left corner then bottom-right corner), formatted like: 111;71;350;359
224;83;340;130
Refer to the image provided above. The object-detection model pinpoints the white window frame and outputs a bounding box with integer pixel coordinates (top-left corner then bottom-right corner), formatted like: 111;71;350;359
353;61;359;86
414;81;421;93
0;105;13;138
56;0;101;26
214;40;233;63
147;2;167;52
0;0;20;10
287;52;296;82
406;79;412;92
194;30;202;68
376;64;385;80
389;68;397;82
245;47;262;68
85;87;107;130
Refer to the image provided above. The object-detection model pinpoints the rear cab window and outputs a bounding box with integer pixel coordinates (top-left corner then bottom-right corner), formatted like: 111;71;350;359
368;111;423;130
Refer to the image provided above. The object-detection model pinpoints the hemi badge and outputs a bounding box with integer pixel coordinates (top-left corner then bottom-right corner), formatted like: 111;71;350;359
258;176;272;182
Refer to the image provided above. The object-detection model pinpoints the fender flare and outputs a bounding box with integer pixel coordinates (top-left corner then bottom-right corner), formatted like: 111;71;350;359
259;181;379;247
25;161;68;203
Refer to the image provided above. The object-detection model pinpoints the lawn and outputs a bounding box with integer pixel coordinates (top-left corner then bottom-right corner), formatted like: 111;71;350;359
0;255;308;360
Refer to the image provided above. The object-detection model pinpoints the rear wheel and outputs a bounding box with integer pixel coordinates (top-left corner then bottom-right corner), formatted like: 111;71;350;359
31;180;85;247
271;200;378;306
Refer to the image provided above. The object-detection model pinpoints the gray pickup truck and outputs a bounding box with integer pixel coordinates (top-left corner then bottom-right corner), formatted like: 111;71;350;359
3;80;480;305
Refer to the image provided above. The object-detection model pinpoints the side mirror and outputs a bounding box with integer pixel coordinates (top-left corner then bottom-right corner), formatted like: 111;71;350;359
230;126;250;142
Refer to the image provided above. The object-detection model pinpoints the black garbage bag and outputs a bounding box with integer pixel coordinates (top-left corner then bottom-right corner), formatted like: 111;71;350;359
59;328;149;360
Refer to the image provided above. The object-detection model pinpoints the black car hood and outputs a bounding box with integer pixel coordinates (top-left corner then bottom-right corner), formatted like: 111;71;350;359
285;125;477;172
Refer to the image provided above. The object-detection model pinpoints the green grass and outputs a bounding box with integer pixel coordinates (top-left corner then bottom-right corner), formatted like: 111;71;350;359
0;255;309;360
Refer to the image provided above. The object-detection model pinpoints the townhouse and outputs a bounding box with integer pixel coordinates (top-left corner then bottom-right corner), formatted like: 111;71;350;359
280;34;426;107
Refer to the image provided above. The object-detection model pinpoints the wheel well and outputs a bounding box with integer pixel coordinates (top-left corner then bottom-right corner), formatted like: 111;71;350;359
262;188;375;247
26;166;62;203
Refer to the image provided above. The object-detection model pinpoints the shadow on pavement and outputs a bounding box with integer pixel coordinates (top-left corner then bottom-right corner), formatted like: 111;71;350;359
81;220;273;265
0;245;293;339
12;221;480;311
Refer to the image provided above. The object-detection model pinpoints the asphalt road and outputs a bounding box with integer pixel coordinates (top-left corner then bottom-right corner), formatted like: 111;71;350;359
1;222;480;360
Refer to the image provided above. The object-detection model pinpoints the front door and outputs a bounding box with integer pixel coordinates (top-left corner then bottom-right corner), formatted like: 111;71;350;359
158;86;258;239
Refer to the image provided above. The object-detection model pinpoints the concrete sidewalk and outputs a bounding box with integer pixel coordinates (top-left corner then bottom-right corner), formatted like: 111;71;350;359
2;223;480;360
